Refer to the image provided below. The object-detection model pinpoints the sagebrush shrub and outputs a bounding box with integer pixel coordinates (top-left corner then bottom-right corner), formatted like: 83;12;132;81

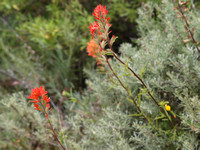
0;0;200;150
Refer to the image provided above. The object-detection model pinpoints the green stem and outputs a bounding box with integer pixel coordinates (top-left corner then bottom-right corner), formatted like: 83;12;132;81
176;1;200;53
103;54;150;124
40;102;67;150
106;37;174;128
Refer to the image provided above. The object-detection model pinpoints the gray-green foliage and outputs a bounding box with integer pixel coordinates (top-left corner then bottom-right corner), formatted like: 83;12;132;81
0;0;156;97
136;0;200;136
1;0;200;149
0;92;62;149
63;0;200;149
64;108;132;150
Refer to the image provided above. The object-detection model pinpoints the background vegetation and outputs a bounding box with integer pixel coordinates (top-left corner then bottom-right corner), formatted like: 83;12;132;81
0;0;200;149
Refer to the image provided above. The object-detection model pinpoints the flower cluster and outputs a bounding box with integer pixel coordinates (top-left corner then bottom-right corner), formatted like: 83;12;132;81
93;5;109;23
87;39;100;58
28;86;50;118
89;4;112;40
88;4;114;62
28;87;66;149
89;22;101;39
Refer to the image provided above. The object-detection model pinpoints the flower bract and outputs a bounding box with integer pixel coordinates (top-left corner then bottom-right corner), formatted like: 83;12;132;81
28;86;50;113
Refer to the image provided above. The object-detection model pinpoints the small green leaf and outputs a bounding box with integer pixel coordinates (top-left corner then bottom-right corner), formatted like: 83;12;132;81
128;113;143;117
110;36;118;46
159;101;168;107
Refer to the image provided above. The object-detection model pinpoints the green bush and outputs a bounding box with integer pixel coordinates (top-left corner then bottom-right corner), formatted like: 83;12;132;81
0;0;153;97
1;0;200;149
0;92;61;149
63;0;200;149
0;0;93;98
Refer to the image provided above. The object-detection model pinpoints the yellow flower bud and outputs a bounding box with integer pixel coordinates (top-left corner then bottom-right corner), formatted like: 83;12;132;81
165;104;171;111
45;35;50;39
62;90;67;96
13;5;20;11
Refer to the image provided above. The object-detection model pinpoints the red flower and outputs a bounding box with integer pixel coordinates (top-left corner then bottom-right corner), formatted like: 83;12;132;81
89;4;112;40
93;4;109;22
87;39;100;58
28;86;47;100
89;21;101;38
28;86;50;114
34;104;41;111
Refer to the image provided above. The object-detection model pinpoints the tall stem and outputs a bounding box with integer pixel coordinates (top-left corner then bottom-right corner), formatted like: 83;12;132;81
40;103;67;150
103;54;150;124
177;1;200;53
106;37;174;127
47;120;67;150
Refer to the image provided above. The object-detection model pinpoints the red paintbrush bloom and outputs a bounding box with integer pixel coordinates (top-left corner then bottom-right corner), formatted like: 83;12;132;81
89;4;112;41
34;104;41;111
28;86;50;117
28;86;47;100
87;39;100;58
89;21;101;38
93;4;109;22
28;87;66;150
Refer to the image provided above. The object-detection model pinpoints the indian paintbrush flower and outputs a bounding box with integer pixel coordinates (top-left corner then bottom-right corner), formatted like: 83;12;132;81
28;86;67;150
89;4;112;41
87;39;100;58
89;21;101;39
28;86;50;118
93;4;109;23
88;4;116;66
